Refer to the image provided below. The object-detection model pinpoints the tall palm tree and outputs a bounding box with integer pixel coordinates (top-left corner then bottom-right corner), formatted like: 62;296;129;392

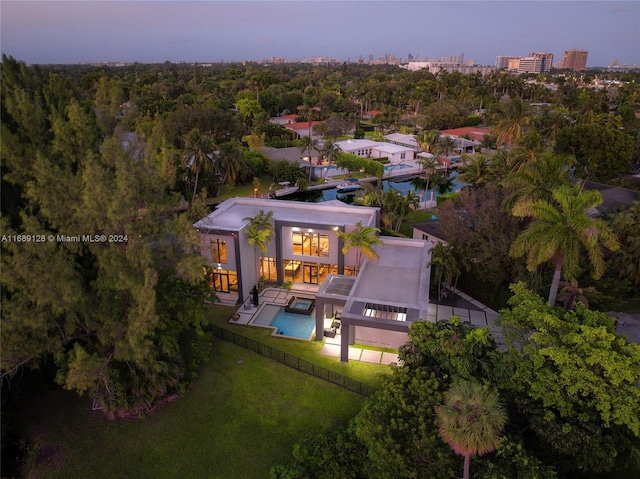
502;152;572;211
430;243;461;301
510;184;619;306
415;129;441;155
182;128;215;202
243;210;274;282
337;221;384;273
217;139;247;192
436;136;457;159
299;136;319;181
457;154;490;189
436;380;507;479
416;155;439;206
320;140;341;174
493;97;530;147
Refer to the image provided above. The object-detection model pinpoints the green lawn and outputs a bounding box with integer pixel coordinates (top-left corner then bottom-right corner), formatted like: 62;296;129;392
20;339;366;479
206;303;392;389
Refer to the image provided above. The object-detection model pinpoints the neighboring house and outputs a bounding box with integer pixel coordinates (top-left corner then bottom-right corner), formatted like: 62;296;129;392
194;197;433;361
411;218;448;245
362;109;384;119
336;139;415;163
439;126;491;155
269;114;299;126
579;180;640;215
282;120;325;139
385;133;420;151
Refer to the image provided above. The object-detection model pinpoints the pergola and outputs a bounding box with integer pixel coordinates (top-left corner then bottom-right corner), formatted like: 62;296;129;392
314;237;432;362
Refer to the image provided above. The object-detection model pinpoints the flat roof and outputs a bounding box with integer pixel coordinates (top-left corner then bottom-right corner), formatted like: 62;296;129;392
323;236;432;324
335;139;380;151
194;197;380;232
385;133;418;148
372;143;414;154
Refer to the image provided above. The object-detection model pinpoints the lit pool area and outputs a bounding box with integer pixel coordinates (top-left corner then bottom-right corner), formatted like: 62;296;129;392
251;303;316;340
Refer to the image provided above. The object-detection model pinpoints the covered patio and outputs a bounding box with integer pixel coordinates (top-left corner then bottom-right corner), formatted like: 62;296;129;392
314;236;432;362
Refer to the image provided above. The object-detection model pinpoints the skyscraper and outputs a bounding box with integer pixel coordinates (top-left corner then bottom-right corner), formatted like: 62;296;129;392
529;52;554;73
518;57;544;74
561;50;588;71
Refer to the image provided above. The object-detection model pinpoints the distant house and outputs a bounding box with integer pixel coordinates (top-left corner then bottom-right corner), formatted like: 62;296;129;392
269;114;324;138
439;126;491;142
362;109;384;119
280;120;325;139
579;181;640;215
384;133;419;151
269;114;299;126
411;218;447;245
336;139;415;164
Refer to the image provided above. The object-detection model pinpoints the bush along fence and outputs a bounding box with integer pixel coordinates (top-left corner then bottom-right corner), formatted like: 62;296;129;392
210;325;378;397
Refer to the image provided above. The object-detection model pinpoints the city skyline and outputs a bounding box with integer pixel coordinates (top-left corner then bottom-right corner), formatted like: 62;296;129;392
1;1;638;67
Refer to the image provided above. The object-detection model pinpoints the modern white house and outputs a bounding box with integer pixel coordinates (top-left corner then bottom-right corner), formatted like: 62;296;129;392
194;197;434;361
336;139;415;164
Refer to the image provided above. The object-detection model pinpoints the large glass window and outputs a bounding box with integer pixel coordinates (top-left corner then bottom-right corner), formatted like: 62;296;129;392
211;239;227;264
344;266;358;277
292;232;329;257
211;269;237;293
260;257;277;281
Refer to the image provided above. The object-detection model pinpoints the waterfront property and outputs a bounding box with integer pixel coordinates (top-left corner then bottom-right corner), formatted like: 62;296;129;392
194;197;434;361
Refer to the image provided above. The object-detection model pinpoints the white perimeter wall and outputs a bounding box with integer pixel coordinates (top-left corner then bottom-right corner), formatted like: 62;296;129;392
354;326;409;349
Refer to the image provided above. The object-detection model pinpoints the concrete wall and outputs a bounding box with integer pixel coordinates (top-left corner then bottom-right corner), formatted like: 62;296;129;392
354;326;409;349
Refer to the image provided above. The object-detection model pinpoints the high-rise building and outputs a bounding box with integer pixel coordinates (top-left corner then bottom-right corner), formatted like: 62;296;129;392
561;49;588;71
496;55;520;70
518;57;544;74
529;52;554;73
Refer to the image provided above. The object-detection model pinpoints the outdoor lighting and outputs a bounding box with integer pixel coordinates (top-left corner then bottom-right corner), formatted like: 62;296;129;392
292;227;300;231
216;263;222;270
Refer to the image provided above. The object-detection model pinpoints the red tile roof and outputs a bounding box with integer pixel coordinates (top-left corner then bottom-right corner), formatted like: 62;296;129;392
440;126;491;141
283;121;325;130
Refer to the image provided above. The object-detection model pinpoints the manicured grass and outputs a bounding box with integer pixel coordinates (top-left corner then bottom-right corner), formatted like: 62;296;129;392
21;339;366;479
206;303;393;389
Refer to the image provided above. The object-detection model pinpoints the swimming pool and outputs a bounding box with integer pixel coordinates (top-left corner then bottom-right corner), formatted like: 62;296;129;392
251;303;316;340
384;163;413;171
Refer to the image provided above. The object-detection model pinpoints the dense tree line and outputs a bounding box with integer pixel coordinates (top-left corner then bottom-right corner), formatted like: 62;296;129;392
271;285;640;478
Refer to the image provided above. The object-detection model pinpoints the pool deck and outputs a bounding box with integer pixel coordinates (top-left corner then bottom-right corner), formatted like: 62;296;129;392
228;287;399;366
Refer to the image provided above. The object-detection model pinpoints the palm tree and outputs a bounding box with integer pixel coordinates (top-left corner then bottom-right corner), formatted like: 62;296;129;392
416;155;439;206
217;139;247;192
493;97;530;147
510;184;619;307
436;380;507;479
182;128;215;202
430;243;461;301
436;135;457;160
299;136;319;181
243;210;274;282
502;152;573;211
556;279;600;310
337;221;384;273
457;154;490;189
415;129;441;155
320;140;341;174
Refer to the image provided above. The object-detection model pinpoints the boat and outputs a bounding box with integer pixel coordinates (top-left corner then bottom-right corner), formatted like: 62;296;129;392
273;186;299;197
336;178;362;193
269;181;299;198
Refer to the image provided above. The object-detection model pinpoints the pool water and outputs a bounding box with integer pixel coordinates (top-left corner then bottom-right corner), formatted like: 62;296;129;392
251;304;316;340
384;163;412;170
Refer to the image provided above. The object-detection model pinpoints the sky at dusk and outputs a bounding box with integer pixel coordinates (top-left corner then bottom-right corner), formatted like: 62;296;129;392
1;0;639;67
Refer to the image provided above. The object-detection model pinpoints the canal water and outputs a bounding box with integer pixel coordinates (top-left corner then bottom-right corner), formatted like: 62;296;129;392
284;171;465;204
